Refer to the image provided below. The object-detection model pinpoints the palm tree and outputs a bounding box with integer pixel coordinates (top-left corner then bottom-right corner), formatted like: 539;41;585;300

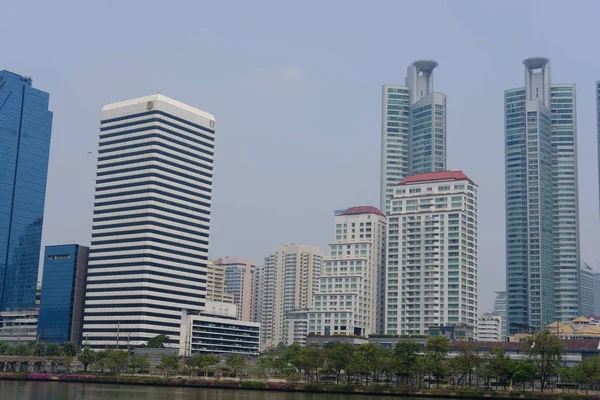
32;342;46;357
62;341;77;357
77;346;95;372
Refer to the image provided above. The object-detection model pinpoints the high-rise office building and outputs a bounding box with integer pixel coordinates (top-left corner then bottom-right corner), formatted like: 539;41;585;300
38;244;89;344
214;257;257;322
308;206;386;337
595;272;600;316
385;171;478;335
260;244;324;349
505;58;580;330
0;71;53;313
492;291;508;341
597;81;600;216
205;261;235;305
580;264;595;317
380;60;447;215
82;94;215;349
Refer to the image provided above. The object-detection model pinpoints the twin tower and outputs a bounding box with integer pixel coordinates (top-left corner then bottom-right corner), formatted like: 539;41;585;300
381;58;581;334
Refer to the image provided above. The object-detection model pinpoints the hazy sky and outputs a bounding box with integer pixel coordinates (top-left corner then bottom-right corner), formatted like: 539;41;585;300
3;0;600;312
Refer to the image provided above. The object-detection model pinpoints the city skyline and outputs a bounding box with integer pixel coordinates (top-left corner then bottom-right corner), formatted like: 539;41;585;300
5;1;600;313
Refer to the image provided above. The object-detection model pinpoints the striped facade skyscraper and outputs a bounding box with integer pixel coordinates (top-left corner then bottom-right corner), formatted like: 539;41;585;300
505;58;579;331
82;94;215;348
380;60;447;215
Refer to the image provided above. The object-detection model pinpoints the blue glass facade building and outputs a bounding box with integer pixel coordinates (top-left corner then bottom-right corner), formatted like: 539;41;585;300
38;244;89;344
0;71;52;312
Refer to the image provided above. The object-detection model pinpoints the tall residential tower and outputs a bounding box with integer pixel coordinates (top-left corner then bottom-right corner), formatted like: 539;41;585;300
82;94;215;348
259;244;324;349
385;171;478;335
0;71;53;312
308;206;386;337
505;58;579;330
381;60;447;215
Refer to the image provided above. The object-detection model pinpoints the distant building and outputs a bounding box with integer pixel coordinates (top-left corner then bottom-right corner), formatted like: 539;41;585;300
0;309;38;343
547;316;600;340
595;272;600;316
428;324;475;342
206;261;235;305
385;171;478;335
214;257;257;321
179;301;260;357
308;206;386;337
492;291;508;341
38;244;89;345
260;244;324;349
0;71;53;313
580;264;595;317
284;309;309;346
477;313;502;342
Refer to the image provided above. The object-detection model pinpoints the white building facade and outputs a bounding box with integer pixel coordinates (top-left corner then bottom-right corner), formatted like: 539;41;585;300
82;94;215;349
179;302;260;357
260;244;324;349
477;313;502;342
308;207;386;338
385;171;478;335
381;60;447;215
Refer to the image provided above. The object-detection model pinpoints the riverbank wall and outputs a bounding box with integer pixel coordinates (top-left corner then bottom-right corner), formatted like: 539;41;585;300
0;372;594;399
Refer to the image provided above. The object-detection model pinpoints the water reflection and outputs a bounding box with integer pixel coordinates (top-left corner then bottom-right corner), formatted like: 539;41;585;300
0;381;432;400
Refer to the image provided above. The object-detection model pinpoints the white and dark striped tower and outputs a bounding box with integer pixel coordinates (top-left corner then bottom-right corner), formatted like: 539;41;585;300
82;94;215;349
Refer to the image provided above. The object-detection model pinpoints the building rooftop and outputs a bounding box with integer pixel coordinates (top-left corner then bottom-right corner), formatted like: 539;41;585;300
102;93;215;121
523;57;550;70
412;60;439;73
399;170;474;185
338;206;386;218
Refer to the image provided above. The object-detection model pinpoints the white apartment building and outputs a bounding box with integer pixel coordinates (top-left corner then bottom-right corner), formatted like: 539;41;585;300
260;244;324;349
385;171;478;335
308;207;386;337
83;94;215;349
284;309;309;346
477;313;502;342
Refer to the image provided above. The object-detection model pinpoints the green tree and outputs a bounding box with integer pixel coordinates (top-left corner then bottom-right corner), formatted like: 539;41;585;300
130;354;150;374
355;343;381;384
393;339;420;384
32;342;46;357
325;342;354;384
146;334;169;348
513;360;537;392
299;345;324;381
526;331;564;391
92;350;110;373
453;342;481;387
61;341;77;357
106;350;129;374
424;336;449;387
346;350;368;384
12;343;30;356
226;354;246;377
199;354;219;377
77;346;96;372
0;342;10;355
158;354;180;377
45;343;61;357
486;348;514;388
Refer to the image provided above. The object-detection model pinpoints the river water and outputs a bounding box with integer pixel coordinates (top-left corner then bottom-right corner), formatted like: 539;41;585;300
0;381;438;400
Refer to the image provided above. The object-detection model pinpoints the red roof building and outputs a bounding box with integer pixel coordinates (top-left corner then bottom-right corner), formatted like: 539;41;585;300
338;206;386;218
398;170;475;186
